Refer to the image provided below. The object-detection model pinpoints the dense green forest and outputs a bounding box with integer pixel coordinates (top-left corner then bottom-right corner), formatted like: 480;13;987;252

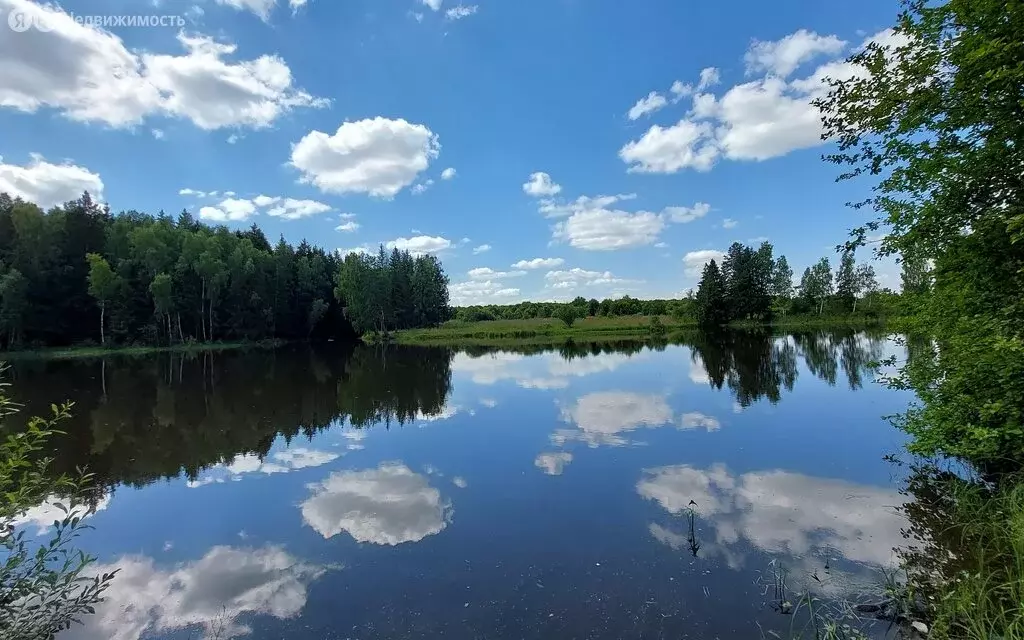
693;242;889;326
0;193;451;350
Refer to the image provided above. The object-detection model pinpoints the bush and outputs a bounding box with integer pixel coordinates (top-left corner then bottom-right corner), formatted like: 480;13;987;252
556;306;578;328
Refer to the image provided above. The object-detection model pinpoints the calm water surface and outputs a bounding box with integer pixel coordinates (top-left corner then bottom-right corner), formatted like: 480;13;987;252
7;330;914;639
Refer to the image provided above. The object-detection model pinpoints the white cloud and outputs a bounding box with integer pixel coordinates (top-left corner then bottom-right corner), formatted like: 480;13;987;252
266;198;332;220
440;167;457;180
535;452;573;476
0;154;104;209
472;244;491;255
10;494;110;535
300;463;452;545
151;128;165;140
670;80;693;102
468;267;525;280
620;119;719;173
187;448;339;486
679;412;721;431
538;193;637;218
744;29;846;78
522;172;562;197
291;117;440;198
386;235;451;255
252;194;279;207
556;391;674;447
637;464;910;581
445;4;477;20
0;4;326;131
682;249;726;278
619;30;898;174
697;66;721;90
196;195;331;222
199;197;257;222
179;188;207;197
449;280;521;306
513;257;564;269
627;91;668;120
335;221;360;232
215;0;277;20
722;217;738;229
664;202;710;223
289;0;309;11
412;179;434;195
545;268;627;288
337;245;372;257
64;545;327;640
553;208;665;251
421;0;442;10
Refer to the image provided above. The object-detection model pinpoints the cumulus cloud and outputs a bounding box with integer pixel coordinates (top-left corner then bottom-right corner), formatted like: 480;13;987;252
445;4;477;20
627;91;668;120
637;464;910;580
535;452;573;476
697;66;721;90
553;208;665;251
449;280;521;306
291;118;440;198
545;268;628;289
412;179;434;195
555;391;674;447
451;351;644;388
197;195;332;222
215;0;277;20
664;202;710;223
0;4;326;130
0;154;103;208
335;221;360;232
300;463;452;545
337;245;372;257
522;172;562;197
386;235;451;255
440;167;457;180
64;545;327;640
745;29;846;77
10;494;111;535
187;448;339;487
619;30;901;173
513;257;564;270
472;244;491;255
421;0;442;10
468;267;525;280
679;412;721;431
682;249;727;278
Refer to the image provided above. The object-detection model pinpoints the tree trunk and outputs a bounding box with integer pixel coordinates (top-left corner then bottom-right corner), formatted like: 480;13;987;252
177;313;184;343
200;280;207;342
853;297;858;313
99;304;105;345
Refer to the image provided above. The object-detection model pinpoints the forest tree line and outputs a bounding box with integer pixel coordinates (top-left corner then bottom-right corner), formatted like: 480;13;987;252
693;241;903;326
0;192;451;349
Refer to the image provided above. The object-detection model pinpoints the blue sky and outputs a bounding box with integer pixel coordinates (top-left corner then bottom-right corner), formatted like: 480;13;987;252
0;0;901;304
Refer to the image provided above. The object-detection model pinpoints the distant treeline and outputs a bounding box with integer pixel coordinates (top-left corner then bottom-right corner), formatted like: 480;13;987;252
0;192;451;349
694;241;912;326
454;241;908;324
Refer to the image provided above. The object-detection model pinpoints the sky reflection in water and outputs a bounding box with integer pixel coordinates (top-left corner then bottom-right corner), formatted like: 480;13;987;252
5;330;913;639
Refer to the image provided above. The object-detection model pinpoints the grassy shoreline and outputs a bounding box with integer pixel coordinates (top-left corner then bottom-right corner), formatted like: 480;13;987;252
387;314;899;345
0;339;286;361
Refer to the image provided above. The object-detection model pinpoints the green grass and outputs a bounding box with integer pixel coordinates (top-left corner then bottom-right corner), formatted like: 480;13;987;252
914;475;1024;640
0;339;285;361
389;315;694;344
390;314;897;345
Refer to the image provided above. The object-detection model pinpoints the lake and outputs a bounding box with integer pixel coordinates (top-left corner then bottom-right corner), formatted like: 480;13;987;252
5;329;916;639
